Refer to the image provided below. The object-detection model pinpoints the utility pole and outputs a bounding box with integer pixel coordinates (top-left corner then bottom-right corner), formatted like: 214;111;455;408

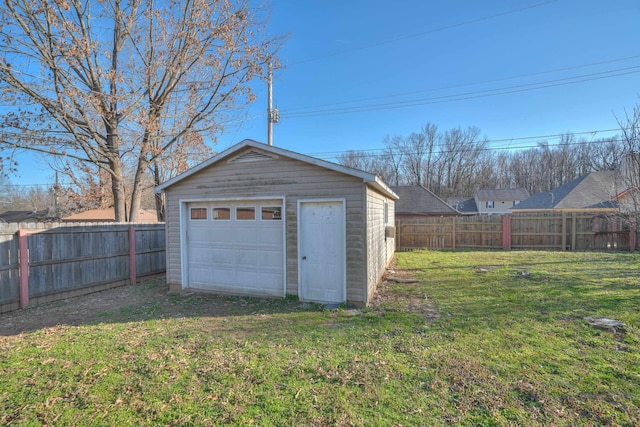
267;62;279;145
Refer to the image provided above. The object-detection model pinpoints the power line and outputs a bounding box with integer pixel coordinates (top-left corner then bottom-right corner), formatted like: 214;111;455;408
281;54;640;113
288;0;560;66
282;66;640;119
310;138;629;161
303;127;625;160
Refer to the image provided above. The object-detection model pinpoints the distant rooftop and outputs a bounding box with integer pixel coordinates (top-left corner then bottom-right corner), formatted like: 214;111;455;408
391;185;458;215
513;171;623;211
475;188;529;201
0;209;56;223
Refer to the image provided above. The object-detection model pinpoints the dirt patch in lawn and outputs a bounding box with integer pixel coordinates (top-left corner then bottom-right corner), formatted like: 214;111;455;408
0;278;313;337
0;267;438;336
0;280;169;336
370;268;440;321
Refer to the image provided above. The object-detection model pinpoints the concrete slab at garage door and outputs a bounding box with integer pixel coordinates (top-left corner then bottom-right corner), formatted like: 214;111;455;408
186;199;284;297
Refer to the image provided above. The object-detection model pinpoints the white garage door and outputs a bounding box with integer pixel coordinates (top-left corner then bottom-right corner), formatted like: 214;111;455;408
186;200;284;297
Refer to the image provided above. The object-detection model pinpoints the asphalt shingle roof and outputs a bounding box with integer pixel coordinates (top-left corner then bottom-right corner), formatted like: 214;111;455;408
512;171;623;210
475;188;529;201
0;210;54;223
447;197;478;214
391;185;458;215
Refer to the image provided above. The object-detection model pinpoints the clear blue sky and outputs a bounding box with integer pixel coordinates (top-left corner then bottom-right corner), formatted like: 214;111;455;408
9;0;640;186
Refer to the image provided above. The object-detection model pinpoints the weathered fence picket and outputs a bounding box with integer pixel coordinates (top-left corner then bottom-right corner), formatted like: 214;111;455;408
397;213;638;252
0;222;165;313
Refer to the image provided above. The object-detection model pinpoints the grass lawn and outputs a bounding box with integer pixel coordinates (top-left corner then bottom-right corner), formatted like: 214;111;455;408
1;250;639;426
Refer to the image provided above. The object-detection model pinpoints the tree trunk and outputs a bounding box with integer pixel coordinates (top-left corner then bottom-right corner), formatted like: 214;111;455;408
128;160;148;223
153;162;165;222
110;158;127;222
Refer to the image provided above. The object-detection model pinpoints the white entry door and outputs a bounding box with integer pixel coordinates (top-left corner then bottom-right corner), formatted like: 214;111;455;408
298;200;346;303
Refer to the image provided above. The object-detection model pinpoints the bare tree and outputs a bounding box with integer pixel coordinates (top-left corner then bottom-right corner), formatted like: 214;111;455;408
435;126;488;197
0;0;282;221
585;137;623;171
617;103;640;214
149;133;214;221
0;183;54;212
381;135;404;186
337;150;371;171
401;132;428;186
420;122;439;191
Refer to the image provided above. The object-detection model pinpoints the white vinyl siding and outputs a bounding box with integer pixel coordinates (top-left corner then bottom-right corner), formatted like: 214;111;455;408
366;187;395;302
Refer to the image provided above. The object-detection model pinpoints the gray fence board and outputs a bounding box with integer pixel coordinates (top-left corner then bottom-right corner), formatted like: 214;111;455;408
398;213;638;251
0;222;165;312
0;233;19;305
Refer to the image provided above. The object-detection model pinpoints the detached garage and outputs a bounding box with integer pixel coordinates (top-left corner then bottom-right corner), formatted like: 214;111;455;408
155;139;397;306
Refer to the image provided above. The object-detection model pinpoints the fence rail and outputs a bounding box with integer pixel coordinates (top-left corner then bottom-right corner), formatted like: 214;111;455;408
397;213;637;252
0;222;165;313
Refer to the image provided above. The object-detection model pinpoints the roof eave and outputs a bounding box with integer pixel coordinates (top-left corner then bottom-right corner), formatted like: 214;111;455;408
155;139;399;199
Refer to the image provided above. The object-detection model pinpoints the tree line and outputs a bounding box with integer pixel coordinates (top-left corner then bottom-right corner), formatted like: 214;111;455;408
338;121;632;199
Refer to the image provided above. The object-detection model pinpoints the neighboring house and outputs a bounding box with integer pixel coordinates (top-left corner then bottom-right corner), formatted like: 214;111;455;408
447;197;478;215
155;139;398;306
0;209;56;223
62;208;160;223
391;185;458;218
475;188;529;214
512;171;625;213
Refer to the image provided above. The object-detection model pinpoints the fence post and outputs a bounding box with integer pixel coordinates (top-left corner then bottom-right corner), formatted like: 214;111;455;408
129;225;137;285
451;217;456;249
17;229;29;308
630;217;636;251
502;215;511;250
571;212;577;251
561;212;567;250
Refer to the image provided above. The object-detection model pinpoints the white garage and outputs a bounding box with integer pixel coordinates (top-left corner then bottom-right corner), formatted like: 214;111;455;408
185;199;284;297
156;139;398;306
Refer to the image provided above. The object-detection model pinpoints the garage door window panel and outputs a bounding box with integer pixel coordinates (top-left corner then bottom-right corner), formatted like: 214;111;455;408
213;207;231;220
261;207;282;220
237;207;256;220
190;208;208;220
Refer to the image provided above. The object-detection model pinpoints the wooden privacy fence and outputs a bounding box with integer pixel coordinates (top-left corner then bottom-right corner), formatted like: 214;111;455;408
396;213;637;251
0;222;165;313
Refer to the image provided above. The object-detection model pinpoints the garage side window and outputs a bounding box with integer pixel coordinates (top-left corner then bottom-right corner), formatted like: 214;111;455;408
384;201;389;225
237;207;255;220
190;208;208;220
213;207;231;220
261;206;282;220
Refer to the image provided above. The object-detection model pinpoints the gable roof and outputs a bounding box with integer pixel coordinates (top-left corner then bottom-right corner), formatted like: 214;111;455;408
513;171;624;211
155;139;398;199
448;197;479;214
391;185;457;215
475;188;529;201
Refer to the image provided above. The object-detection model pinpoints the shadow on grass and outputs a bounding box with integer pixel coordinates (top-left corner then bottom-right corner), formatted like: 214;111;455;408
0;278;332;336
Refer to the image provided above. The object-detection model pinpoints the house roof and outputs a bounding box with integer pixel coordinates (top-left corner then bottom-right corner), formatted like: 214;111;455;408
155;139;398;200
447;197;478;214
391;185;458;215
512;170;624;211
62;208;159;222
475;188;529;201
0;209;55;223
